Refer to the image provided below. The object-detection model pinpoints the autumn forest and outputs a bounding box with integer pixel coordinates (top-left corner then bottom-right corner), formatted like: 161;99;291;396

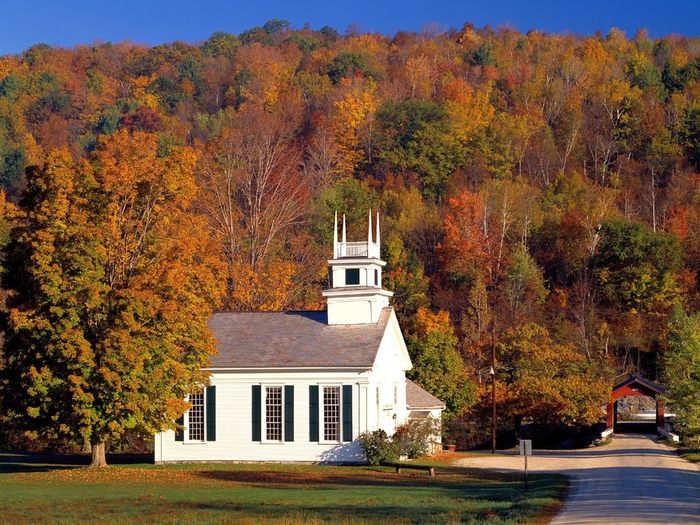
2;19;700;448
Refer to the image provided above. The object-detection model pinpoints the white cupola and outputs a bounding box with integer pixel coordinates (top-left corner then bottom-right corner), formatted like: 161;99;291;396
322;210;393;325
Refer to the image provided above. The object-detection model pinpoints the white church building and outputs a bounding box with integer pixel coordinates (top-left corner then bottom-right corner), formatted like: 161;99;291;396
154;212;444;463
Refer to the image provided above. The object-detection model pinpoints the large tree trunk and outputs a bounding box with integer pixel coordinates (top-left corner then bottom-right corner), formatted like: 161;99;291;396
89;442;108;468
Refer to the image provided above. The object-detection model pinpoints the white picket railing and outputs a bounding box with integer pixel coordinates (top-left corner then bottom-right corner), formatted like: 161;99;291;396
335;241;380;258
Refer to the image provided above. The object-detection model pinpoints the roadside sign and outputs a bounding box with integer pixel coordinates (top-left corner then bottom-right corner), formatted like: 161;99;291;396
519;439;532;455
519;439;532;491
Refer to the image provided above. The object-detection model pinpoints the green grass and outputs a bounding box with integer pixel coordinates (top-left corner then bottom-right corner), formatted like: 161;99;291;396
0;452;567;524
677;447;700;463
662;439;700;463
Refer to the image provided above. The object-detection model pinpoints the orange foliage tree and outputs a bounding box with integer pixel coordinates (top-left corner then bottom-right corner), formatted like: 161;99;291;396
0;131;223;467
440;188;490;282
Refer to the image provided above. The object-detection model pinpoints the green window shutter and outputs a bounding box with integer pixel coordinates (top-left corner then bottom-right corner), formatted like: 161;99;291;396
342;385;353;442
252;385;261;441
175;414;184;442
206;386;216;442
284;385;294;442
309;385;319;442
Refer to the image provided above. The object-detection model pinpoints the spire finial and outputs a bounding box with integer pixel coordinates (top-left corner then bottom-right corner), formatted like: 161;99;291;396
342;214;346;244
368;209;373;244
376;211;380;253
333;211;338;258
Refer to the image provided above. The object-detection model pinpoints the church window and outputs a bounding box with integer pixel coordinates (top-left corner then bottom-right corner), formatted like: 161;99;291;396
345;268;360;285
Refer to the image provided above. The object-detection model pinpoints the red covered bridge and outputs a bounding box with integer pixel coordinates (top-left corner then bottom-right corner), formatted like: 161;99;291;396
606;376;666;430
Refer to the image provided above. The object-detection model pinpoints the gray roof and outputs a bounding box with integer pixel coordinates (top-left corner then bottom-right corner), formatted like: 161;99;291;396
406;379;446;410
208;308;392;369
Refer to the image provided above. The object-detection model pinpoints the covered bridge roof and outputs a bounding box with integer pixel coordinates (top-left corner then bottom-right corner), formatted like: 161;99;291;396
612;376;666;399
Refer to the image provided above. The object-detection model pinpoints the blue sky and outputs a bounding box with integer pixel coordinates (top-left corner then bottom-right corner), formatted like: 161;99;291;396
2;0;699;56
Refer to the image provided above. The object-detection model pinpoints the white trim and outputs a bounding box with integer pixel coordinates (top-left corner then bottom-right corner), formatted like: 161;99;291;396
375;386;381;430
203;367;371;372
323;285;391;296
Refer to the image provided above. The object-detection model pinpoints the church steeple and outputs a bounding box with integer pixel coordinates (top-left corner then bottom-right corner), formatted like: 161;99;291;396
323;211;393;325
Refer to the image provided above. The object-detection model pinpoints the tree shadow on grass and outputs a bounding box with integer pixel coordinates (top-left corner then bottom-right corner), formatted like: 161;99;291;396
195;465;562;500
197;467;437;488
0;451;153;474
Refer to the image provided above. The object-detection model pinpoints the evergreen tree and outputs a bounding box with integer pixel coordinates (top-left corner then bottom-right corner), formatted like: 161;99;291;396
665;307;700;441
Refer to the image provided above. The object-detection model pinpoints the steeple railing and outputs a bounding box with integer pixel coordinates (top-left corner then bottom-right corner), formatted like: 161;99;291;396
332;210;381;259
335;241;380;259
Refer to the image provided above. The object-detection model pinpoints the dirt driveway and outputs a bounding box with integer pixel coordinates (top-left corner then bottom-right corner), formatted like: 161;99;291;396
454;434;700;524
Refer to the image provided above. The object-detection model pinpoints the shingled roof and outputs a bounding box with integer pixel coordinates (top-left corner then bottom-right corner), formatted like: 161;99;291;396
208;308;392;369
406;379;446;410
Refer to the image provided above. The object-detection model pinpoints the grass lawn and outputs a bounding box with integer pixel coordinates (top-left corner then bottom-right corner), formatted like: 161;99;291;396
0;452;567;524
663;439;700;463
678;447;700;463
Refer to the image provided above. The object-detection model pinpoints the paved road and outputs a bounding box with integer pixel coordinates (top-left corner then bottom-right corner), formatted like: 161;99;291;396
454;434;700;524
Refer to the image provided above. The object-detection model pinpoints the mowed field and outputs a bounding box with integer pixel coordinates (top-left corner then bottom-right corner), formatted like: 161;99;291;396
0;452;566;524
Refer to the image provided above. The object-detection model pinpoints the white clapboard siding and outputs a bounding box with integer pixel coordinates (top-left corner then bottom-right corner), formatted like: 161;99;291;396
156;366;406;463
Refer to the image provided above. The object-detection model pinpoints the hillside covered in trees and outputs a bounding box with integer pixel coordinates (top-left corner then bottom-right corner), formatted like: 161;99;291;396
2;19;700;444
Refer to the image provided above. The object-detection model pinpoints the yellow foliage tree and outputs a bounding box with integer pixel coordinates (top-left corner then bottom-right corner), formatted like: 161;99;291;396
331;80;378;174
497;322;610;425
0;132;224;467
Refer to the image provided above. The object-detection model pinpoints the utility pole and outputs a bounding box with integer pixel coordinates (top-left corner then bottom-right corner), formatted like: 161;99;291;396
491;324;496;454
